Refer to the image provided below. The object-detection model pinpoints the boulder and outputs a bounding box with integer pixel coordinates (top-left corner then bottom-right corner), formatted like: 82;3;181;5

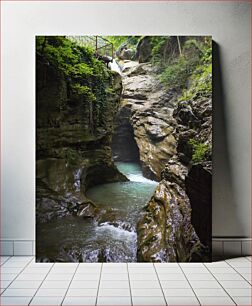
137;179;202;262
116;43;135;60
136;36;152;63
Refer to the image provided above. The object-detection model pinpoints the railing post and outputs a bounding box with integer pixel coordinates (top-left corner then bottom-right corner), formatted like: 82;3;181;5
95;36;98;57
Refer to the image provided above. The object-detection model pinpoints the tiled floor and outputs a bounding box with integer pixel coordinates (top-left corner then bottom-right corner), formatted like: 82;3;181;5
0;256;251;305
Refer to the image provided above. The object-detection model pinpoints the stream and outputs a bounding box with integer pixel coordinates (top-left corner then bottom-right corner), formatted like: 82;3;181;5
36;162;158;262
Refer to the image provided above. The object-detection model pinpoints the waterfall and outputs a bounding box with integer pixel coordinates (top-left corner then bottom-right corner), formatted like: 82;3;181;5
109;59;122;75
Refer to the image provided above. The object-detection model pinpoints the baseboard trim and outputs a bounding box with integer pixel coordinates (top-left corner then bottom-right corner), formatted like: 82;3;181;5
0;240;35;256
0;238;251;257
212;237;251;259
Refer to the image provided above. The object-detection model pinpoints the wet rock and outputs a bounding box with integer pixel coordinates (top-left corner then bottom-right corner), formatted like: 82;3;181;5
56;245;100;262
76;201;98;218
161;159;188;188
174;101;200;129
100;244;135;262
36;178;71;223
122;74;157;100
114;62;179;180
137;180;202;262
119;50;212;262
36;55;127;224
96;208;121;225
116;43;135;60
82;163;128;192
125;63;153;77
177;130;197;165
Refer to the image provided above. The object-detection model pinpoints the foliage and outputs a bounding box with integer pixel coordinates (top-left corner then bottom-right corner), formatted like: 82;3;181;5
180;63;212;101
150;36;170;65
179;38;212;100
160;55;199;90
151;37;212;92
103;36;128;50
36;36;112;130
103;36;141;50
189;139;210;163
64;148;80;165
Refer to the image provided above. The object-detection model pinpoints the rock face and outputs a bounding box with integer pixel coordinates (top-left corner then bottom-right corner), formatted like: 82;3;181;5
137;164;202;262
113;57;212;261
116;43;135;61
36;58;127;224
112;103;140;162
112;61;177;180
136;37;152;63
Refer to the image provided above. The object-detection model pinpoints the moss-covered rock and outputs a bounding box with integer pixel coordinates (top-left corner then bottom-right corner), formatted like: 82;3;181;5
36;37;128;223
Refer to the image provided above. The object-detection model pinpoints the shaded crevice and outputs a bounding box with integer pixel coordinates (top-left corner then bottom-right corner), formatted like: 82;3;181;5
112;111;140;163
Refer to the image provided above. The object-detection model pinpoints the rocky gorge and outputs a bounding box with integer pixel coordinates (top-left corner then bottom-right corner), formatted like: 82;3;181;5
36;36;212;262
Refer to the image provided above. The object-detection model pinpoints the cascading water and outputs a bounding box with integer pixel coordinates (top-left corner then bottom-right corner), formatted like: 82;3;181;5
86;162;158;261
36;58;159;262
36;162;157;262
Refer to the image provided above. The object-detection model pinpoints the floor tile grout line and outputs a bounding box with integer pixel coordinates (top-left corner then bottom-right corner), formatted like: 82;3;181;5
28;259;55;306
244;257;251;262
126;263;133;306
0;256;12;295
225;260;252;286
0;256;12;266
153;263;168;306
203;263;238;305
61;263;80;306
178;263;202;306
0;256;34;297
95;263;103;306
225;258;251;264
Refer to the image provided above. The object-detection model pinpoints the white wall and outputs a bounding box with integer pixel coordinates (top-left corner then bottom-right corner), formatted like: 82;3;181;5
1;1;251;241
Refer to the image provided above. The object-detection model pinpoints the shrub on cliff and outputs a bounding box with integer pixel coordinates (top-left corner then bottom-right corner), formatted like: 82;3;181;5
189;139;211;163
146;36;212;92
36;36;113;131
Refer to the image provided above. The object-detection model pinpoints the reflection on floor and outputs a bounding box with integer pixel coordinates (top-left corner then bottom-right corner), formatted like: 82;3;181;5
0;256;251;305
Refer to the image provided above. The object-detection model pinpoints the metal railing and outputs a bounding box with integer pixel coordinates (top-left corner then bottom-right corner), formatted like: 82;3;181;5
67;36;114;58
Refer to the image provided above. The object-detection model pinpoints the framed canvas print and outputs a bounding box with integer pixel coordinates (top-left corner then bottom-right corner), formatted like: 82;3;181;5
36;36;212;262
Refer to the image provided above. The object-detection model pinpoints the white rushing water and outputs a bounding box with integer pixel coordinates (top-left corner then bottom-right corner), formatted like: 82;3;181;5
37;162;158;262
115;162;158;185
109;59;122;75
127;173;158;184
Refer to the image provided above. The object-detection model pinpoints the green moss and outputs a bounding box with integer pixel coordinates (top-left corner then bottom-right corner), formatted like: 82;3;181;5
160;55;199;90
157;37;211;92
179;38;212;100
189;139;210;163
180;63;212;101
36;36;113;131
102;36;141;51
150;36;168;64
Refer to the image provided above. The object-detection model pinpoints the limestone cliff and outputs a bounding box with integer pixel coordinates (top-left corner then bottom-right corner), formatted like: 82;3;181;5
112;61;177;180
112;36;212;262
137;162;202;262
36;37;127;224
